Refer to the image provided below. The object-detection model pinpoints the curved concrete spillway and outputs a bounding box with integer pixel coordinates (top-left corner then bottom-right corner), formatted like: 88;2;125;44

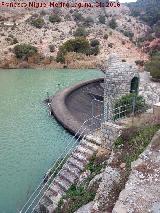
50;78;104;135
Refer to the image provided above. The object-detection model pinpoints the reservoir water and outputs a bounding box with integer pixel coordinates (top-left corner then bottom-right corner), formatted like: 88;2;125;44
0;69;103;213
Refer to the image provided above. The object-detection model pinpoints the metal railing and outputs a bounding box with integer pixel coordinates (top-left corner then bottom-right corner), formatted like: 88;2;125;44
19;114;103;213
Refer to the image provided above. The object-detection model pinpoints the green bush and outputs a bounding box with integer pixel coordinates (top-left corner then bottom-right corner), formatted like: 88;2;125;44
114;124;160;168
74;27;88;37
49;14;61;23
83;16;94;27
64;14;71;21
14;44;37;60
73;12;84;21
11;38;18;45
31;18;44;28
49;44;55;52
57;184;96;213
56;49;65;63
145;56;160;80
114;94;146;120
103;33;108;40
90;39;100;47
87;46;99;56
108;43;113;48
146;34;155;41
135;60;144;66
123;30;134;39
56;38;90;63
155;25;160;38
99;15;105;24
109;18;117;29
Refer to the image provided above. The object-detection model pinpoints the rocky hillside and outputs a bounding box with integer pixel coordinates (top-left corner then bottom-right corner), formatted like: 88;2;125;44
0;4;149;69
127;0;160;56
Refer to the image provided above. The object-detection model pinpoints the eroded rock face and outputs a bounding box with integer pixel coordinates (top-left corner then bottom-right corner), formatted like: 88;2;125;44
92;166;121;213
112;130;160;213
139;71;160;106
88;173;103;192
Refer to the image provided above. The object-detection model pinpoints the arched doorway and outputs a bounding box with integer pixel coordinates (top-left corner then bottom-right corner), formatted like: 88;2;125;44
130;77;139;94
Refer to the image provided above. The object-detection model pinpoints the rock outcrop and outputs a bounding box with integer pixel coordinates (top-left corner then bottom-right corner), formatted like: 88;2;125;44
113;130;160;213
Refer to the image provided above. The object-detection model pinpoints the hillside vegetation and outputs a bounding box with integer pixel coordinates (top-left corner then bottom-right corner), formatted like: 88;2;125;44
0;4;148;69
128;0;160;80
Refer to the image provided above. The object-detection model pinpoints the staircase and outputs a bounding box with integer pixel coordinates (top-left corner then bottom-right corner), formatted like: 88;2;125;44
37;133;102;213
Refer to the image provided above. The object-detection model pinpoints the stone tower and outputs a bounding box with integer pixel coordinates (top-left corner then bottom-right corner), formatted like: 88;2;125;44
102;54;139;147
103;53;139;122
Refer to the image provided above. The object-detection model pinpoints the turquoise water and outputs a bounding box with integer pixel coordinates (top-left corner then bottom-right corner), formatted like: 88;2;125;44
0;69;103;213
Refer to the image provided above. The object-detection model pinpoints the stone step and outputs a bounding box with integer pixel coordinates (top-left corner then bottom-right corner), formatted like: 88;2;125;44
63;163;81;179
47;204;58;213
49;182;65;195
59;170;77;184
40;198;58;213
41;193;53;206
67;157;85;171
44;188;62;204
38;195;58;213
75;145;94;156
80;140;99;152
54;177;70;192
71;151;88;164
85;134;102;146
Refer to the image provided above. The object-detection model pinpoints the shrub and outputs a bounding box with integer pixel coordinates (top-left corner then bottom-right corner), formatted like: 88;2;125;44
8;34;14;38
14;44;37;60
74;27;88;37
103;33;108;40
83;16;94;27
145;56;160;80
155;25;160;38
49;14;61;23
99;15;105;24
108;43;113;48
109;18;117;29
88;46;99;56
57;184;96;213
56;37;90;63
40;10;47;16
123;30;134;39
135;60;144;66
114;94;146;120
73;12;84;21
11;38;18;45
56;50;65;63
146;34;155;42
49;44;55;52
64;14;71;21
114;124;160;168
31;18;44;28
90;39;100;47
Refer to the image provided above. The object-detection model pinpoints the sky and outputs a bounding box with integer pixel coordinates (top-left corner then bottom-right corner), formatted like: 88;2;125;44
119;0;137;3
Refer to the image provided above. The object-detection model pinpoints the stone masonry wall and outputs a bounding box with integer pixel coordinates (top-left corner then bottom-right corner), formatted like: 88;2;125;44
101;121;124;148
